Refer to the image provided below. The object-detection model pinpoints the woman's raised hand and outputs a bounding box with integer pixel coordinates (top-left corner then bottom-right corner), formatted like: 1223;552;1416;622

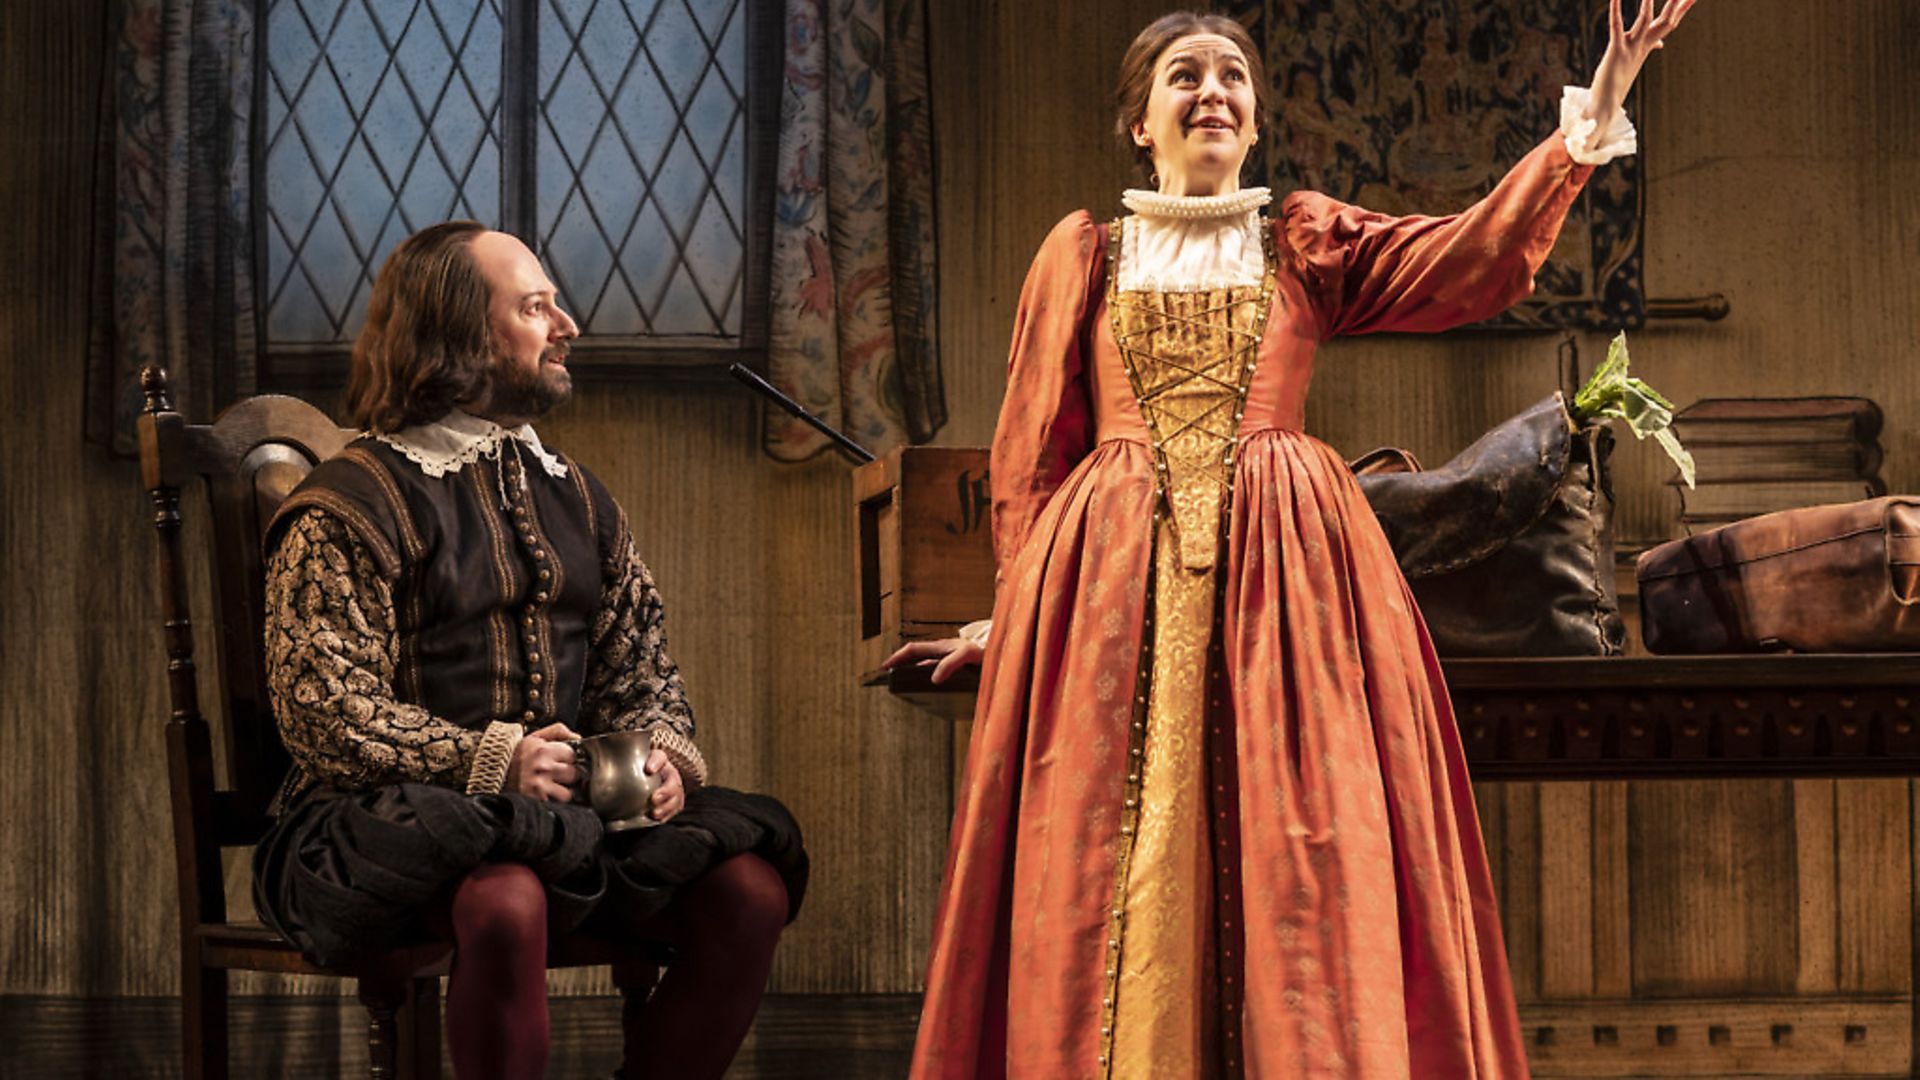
1588;0;1697;124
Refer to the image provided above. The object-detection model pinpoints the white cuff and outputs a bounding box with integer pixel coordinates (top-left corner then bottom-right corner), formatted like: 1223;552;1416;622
958;619;992;649
1559;85;1637;166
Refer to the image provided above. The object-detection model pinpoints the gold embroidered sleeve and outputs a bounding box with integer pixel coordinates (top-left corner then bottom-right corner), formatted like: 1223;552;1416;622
581;527;703;782
264;508;523;794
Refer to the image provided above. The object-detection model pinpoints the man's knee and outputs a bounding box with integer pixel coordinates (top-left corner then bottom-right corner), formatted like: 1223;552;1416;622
452;862;549;956
692;854;789;948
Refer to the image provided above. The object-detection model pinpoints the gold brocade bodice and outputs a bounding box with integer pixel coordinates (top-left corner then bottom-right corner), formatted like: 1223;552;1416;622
1107;218;1277;571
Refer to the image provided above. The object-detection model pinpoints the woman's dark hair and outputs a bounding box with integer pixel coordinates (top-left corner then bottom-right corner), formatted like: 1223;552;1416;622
1114;11;1271;182
345;220;495;433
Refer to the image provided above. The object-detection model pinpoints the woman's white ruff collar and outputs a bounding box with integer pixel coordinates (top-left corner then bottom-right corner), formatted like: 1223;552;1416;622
373;410;569;480
1121;186;1272;220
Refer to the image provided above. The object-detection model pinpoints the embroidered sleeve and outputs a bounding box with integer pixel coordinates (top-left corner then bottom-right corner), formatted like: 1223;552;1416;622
991;210;1101;584
1281;132;1591;339
581;527;706;785
264;508;524;794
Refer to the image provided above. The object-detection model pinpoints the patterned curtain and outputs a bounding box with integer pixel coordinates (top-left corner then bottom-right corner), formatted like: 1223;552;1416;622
1222;0;1644;330
765;0;942;462
85;0;256;453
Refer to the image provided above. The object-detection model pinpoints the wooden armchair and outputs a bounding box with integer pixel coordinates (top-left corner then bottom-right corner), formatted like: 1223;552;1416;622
136;367;650;1079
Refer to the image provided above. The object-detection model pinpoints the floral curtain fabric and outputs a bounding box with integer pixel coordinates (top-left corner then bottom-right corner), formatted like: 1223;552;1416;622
766;0;942;462
86;0;256;452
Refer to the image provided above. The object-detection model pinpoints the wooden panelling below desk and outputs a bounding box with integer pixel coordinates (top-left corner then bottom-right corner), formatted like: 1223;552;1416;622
885;653;1920;781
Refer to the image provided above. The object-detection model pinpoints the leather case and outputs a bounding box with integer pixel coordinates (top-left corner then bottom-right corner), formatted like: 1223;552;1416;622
1636;497;1920;653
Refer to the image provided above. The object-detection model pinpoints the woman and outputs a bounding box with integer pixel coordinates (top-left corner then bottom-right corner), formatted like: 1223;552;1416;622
902;3;1693;1076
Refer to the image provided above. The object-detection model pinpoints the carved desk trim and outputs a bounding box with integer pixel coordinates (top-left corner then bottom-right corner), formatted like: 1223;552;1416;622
886;655;1920;781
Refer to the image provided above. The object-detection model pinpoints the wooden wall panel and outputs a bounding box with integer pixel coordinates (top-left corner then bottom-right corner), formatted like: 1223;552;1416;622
0;0;183;999
1835;780;1911;994
1793;779;1842;995
1629;781;1800;996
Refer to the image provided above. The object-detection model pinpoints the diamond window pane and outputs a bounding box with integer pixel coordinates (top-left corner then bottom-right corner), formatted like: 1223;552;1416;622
263;0;747;348
263;0;505;345
536;0;745;338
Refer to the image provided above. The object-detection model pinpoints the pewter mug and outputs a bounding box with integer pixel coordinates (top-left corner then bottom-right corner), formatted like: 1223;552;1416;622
569;729;662;832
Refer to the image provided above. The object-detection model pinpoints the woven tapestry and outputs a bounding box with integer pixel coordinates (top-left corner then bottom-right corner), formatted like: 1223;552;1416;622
1224;0;1644;329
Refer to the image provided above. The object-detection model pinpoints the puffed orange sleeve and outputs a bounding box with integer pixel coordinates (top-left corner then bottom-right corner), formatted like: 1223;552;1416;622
988;210;1103;580
1281;133;1594;339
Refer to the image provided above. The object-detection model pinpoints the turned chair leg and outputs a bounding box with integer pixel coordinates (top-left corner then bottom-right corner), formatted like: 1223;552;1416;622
358;978;407;1080
612;955;661;1052
181;956;229;1080
397;976;442;1080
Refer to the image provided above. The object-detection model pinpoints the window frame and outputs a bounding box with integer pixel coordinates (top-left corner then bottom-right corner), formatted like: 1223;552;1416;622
251;0;783;392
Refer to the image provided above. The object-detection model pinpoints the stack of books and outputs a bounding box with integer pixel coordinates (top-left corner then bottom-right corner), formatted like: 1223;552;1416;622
1670;397;1886;532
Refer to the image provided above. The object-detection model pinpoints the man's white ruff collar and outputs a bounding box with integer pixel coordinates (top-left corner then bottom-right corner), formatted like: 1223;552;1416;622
1121;186;1272;220
373;410;569;480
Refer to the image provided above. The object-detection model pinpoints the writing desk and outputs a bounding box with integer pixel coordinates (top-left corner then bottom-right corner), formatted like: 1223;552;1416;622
885;654;1920;781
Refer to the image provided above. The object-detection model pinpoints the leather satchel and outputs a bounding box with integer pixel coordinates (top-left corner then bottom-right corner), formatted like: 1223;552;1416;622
1636;497;1920;653
1353;393;1626;657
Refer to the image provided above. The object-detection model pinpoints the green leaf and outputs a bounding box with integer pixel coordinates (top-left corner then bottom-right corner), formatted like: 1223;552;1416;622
1654;427;1697;489
1569;331;1696;488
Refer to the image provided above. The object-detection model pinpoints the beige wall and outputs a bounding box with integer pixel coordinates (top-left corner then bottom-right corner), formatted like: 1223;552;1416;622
5;0;1919;1026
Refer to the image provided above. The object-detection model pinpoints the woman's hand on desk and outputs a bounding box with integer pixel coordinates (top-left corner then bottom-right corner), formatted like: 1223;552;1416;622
885;637;986;685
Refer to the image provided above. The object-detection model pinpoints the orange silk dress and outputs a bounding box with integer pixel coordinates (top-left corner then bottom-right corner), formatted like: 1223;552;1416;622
912;134;1593;1079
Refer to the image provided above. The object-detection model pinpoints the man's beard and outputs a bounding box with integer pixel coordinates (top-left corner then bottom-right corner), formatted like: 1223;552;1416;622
486;346;573;421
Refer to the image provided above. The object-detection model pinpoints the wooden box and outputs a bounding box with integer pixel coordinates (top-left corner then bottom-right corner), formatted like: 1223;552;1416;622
853;446;995;683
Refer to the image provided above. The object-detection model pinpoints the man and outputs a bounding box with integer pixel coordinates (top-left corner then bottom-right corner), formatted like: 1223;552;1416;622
253;222;806;1079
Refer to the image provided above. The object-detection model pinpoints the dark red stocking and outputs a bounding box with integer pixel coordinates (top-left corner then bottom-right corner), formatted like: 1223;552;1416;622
619;853;790;1080
441;862;551;1079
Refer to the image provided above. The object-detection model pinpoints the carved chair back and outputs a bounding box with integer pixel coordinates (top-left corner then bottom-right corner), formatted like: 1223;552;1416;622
137;366;355;927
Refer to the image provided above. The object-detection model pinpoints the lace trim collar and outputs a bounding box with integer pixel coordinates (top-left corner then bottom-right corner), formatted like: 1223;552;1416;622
1121;186;1272;220
372;410;569;480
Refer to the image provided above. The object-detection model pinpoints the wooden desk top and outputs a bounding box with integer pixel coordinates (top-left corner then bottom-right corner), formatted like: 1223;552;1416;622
884;654;1920;781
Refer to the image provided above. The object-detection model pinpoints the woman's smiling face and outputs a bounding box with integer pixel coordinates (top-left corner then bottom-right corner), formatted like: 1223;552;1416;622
1131;32;1260;196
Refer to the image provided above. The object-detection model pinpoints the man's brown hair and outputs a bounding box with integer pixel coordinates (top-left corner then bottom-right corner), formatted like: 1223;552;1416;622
345;220;495;433
1113;12;1271;183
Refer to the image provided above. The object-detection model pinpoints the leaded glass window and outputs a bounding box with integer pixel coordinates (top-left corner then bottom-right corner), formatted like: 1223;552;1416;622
258;0;773;377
